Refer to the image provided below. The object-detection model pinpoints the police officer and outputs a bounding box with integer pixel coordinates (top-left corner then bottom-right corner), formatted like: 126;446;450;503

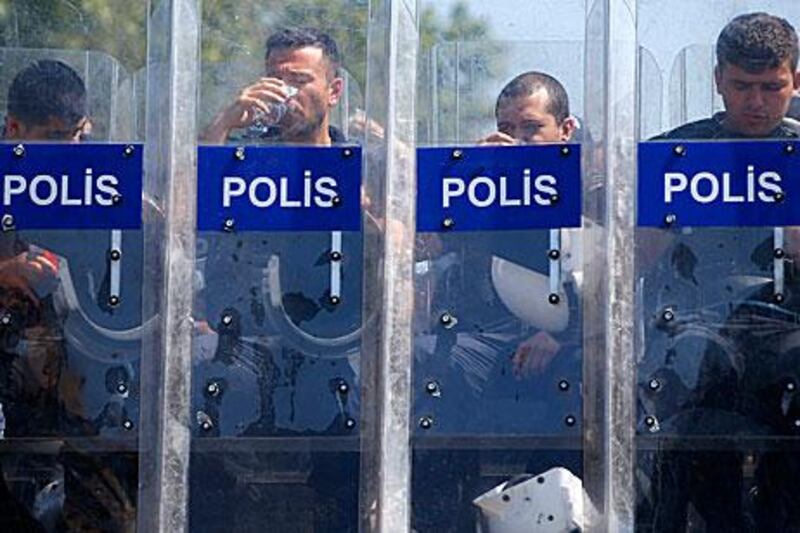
0;59;137;532
481;72;581;389
639;12;800;532
202;27;345;146
197;27;359;434
194;28;360;532
413;71;582;532
3;60;91;143
416;71;579;432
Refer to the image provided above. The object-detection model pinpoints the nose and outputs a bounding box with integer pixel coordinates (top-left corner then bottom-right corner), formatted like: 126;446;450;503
747;87;766;109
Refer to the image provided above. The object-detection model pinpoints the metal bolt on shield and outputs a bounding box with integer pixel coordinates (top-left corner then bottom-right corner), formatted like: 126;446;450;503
425;381;442;397
1;215;14;231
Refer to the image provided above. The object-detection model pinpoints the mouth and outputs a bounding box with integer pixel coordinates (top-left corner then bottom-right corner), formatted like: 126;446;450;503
743;113;769;123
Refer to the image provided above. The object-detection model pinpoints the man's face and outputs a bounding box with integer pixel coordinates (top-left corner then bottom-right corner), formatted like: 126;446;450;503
265;46;343;139
4;114;89;142
496;89;574;143
715;60;800;136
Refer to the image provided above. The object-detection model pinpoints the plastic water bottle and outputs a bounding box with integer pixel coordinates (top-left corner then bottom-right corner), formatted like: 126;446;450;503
248;85;299;136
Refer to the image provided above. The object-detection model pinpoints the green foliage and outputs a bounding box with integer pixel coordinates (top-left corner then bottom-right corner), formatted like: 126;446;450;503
0;0;490;83
0;0;495;141
417;3;502;143
420;2;490;50
0;0;147;69
202;0;369;86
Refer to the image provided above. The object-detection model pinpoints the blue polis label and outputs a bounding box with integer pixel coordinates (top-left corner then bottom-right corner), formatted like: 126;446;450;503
416;144;581;232
638;140;800;227
0;143;142;230
198;145;362;232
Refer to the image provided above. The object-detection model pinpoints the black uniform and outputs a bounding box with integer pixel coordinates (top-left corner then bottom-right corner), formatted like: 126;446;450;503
638;113;800;532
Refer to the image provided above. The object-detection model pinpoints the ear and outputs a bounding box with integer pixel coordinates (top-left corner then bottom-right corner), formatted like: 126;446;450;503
560;116;577;142
3;115;22;140
793;69;800;91
714;64;723;95
328;76;344;107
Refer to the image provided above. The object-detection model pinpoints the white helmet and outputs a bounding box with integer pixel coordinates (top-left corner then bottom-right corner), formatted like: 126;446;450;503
473;467;587;533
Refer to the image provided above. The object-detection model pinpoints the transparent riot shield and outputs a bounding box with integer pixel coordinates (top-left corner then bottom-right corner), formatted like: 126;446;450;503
0;18;145;533
413;5;590;527
190;4;368;530
421;41;585;144
635;3;800;531
639;47;664;140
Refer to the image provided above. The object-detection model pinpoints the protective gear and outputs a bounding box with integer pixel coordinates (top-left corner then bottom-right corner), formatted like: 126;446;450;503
474;467;588;533
491;256;569;332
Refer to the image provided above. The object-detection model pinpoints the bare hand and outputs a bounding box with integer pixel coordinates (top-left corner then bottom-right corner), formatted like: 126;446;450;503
0;250;59;304
478;131;518;146
349;109;386;142
201;78;292;143
512;330;560;378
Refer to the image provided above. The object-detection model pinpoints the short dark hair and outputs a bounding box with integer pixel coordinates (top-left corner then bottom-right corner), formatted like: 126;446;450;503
716;12;799;72
7;60;87;127
495;71;570;123
265;27;341;77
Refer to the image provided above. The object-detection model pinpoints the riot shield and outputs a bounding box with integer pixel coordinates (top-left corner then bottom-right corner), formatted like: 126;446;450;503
0;43;144;533
412;23;588;531
635;3;800;531
189;4;368;531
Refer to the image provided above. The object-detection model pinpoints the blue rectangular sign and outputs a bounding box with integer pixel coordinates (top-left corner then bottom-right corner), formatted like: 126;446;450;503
416;144;581;232
0;143;142;230
197;145;362;232
638;140;800;227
